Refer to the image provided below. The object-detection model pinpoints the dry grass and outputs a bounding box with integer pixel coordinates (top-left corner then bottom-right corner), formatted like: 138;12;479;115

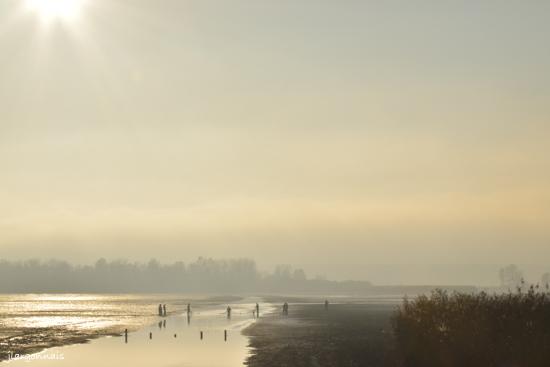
391;286;550;367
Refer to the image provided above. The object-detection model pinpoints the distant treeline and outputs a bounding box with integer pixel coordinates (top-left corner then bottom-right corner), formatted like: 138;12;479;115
0;257;376;294
390;286;550;367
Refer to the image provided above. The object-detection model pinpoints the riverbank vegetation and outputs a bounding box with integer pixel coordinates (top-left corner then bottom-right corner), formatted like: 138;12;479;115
391;286;550;366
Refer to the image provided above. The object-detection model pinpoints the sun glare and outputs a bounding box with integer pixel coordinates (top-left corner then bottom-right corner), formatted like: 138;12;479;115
26;0;86;23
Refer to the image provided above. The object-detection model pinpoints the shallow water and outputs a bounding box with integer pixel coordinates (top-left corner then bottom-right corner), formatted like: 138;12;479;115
1;294;270;366
0;294;169;337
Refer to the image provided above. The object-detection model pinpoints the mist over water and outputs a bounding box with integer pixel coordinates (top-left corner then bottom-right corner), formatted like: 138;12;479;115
1;0;550;288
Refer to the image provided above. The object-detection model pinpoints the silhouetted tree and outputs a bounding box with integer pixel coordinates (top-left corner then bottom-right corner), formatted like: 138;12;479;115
0;257;374;294
499;264;523;289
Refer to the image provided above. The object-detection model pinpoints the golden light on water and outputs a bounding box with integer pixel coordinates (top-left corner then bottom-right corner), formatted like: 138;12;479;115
26;0;86;23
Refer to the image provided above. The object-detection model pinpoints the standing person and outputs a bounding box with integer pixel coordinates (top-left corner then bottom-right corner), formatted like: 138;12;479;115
187;303;191;314
163;304;167;316
324;300;329;310
158;303;163;316
226;306;232;319
256;303;260;318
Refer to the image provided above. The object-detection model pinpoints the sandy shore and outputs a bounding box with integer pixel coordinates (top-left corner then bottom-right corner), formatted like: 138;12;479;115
244;302;397;367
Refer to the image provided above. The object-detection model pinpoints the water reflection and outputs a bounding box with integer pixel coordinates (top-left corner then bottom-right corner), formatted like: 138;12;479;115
4;298;269;367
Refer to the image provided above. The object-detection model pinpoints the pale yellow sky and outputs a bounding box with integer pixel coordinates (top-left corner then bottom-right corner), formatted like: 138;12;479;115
1;0;549;284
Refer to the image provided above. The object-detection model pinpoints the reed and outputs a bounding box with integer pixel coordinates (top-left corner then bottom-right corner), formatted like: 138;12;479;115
391;285;550;366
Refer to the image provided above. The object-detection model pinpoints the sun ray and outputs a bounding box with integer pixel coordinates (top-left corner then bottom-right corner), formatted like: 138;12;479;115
26;0;86;23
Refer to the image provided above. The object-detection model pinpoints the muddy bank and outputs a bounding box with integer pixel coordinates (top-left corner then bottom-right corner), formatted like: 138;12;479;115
244;302;396;367
0;322;145;361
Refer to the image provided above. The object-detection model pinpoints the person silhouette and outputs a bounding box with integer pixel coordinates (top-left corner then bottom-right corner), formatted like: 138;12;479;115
256;303;260;318
324;300;329;310
158;303;163;316
163;304;167;316
226;306;232;319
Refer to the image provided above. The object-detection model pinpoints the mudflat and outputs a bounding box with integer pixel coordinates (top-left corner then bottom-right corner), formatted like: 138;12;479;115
244;302;397;367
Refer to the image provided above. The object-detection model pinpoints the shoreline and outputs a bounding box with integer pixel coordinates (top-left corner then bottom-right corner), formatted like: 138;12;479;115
1;295;263;366
0;317;155;362
0;294;245;363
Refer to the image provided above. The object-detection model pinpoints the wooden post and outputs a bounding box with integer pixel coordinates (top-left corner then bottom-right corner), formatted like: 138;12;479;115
200;331;203;340
124;329;128;343
224;329;227;341
149;332;152;339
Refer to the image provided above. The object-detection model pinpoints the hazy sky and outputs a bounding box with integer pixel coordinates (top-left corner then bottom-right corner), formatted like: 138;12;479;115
1;0;549;285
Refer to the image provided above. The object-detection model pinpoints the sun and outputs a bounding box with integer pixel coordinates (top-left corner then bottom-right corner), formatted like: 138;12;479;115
26;0;86;23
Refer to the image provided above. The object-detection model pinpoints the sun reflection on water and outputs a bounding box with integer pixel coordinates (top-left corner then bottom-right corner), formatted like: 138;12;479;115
0;294;174;332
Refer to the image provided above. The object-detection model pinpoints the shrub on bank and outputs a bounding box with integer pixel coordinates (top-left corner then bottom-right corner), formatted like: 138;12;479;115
391;286;550;367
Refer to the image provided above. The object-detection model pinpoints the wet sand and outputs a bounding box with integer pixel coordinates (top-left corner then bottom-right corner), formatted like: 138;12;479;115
244;302;397;367
0;325;123;362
